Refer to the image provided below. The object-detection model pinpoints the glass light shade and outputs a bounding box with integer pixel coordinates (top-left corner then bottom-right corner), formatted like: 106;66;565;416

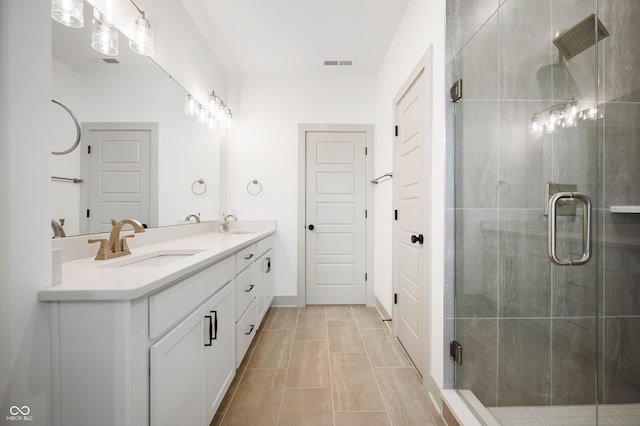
92;9;119;56
196;106;207;124
129;16;154;56
52;0;84;28
208;114;217;130
185;95;197;116
101;0;119;26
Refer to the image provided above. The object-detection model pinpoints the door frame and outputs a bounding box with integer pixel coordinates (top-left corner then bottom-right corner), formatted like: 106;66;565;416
79;122;159;234
392;49;433;379
297;123;375;307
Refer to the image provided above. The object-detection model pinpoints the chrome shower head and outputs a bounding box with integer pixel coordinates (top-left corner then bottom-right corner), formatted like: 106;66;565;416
553;13;609;60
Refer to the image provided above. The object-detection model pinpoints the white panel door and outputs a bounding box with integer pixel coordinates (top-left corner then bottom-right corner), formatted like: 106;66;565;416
88;129;151;232
306;131;367;305
394;68;431;376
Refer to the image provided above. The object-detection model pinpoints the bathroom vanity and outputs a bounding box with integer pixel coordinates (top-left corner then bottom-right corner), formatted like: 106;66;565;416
39;224;275;426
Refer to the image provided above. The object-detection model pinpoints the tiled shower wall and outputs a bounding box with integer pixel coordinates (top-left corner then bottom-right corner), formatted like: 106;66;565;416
444;0;640;408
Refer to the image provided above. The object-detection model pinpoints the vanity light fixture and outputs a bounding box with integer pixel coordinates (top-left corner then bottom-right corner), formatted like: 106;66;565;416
91;7;119;56
52;0;84;28
183;90;232;133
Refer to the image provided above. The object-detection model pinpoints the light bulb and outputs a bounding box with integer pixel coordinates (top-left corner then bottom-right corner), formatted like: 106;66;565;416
185;95;197;116
530;116;541;133
208;114;217;130
91;8;119;56
52;0;84;28
196;105;207;124
129;15;154;56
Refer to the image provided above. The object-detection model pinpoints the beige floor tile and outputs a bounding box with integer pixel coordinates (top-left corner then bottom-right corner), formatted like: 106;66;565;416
361;328;411;367
249;329;293;369
286;340;331;388
278;388;333;426
325;305;355;321
352;306;387;329
299;305;326;313
264;307;299;330
328;320;365;353
217;350;253;414
295;311;328;340
222;368;286;425
374;367;445;425
331;352;385;411
334;411;391;426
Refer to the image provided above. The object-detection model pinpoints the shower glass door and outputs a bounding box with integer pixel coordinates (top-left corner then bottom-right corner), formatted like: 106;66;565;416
449;0;639;424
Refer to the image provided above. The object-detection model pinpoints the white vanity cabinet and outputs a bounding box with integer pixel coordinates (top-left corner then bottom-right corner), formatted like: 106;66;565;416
50;257;236;426
43;228;276;426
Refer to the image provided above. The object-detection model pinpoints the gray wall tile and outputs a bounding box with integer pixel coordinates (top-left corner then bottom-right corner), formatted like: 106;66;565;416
603;317;640;403
455;319;498;406
498;319;551;406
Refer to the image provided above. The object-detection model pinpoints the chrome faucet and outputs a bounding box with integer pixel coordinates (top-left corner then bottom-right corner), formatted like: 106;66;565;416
51;219;66;238
219;214;237;233
185;213;201;223
88;218;145;260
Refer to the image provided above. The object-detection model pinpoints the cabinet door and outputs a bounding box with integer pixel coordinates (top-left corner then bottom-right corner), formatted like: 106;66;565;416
205;283;235;421
150;302;207;426
150;283;234;426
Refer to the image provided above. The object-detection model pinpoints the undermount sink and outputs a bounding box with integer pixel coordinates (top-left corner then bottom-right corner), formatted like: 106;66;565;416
226;230;257;235
105;250;205;268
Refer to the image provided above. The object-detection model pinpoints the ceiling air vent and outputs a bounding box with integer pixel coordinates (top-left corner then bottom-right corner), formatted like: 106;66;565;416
101;58;120;64
324;59;353;67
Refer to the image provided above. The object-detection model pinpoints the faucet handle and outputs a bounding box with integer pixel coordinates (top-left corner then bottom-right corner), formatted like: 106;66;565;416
121;234;135;252
88;239;110;260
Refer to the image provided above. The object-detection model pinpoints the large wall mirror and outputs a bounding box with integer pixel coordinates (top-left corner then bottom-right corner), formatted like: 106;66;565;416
51;2;221;237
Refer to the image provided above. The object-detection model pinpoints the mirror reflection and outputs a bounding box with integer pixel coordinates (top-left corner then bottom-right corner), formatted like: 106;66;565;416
51;3;221;237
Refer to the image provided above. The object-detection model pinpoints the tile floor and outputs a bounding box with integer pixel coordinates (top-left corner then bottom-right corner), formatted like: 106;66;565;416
211;305;445;426
489;403;640;426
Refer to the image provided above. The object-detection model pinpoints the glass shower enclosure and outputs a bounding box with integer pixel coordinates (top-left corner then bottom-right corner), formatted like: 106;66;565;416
447;0;639;424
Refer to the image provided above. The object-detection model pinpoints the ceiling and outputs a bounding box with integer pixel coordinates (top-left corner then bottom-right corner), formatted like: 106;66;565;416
181;0;411;75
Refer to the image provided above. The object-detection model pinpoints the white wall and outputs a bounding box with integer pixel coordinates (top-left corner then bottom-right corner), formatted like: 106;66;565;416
0;1;53;424
374;0;447;391
226;73;377;298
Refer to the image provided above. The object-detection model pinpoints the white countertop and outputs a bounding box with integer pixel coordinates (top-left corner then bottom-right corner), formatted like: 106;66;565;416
39;224;276;302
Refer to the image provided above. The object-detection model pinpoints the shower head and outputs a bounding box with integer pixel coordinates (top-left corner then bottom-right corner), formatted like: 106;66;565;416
553;13;609;60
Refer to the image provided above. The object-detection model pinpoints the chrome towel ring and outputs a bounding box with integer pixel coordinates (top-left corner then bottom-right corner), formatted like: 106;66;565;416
247;179;262;195
191;179;207;195
51;99;81;155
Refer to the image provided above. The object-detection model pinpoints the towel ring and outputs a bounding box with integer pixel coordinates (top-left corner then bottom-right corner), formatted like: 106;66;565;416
247;179;262;195
51;99;81;155
191;179;207;195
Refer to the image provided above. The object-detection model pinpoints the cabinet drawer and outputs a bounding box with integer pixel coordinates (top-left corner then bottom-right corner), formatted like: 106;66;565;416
235;244;257;274
149;256;234;339
255;234;275;258
235;298;257;368
235;263;257;321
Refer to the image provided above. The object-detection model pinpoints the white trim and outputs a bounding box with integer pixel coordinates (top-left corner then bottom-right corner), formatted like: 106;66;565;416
80;122;159;234
297;123;375;307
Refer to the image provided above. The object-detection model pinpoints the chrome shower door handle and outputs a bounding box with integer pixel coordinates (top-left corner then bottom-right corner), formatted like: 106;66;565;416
547;192;592;266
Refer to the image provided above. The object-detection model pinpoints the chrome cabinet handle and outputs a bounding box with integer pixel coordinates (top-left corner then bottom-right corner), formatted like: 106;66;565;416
547;192;591;266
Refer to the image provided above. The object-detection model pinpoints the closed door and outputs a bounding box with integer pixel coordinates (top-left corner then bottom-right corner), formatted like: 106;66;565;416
394;66;431;376
305;131;367;305
87;129;151;232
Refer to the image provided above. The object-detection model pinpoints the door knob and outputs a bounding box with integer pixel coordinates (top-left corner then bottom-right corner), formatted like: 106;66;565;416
308;224;315;230
411;234;424;244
